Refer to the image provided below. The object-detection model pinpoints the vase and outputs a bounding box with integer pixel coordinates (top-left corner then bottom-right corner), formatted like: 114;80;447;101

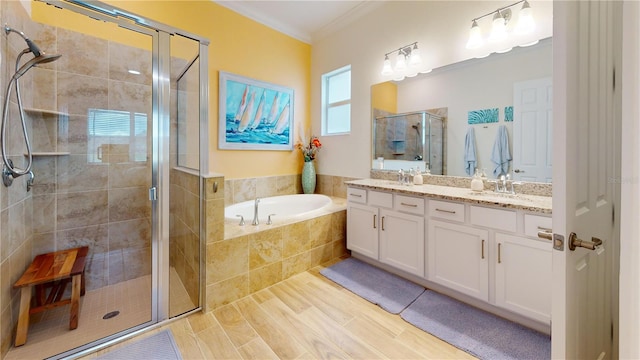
301;161;316;194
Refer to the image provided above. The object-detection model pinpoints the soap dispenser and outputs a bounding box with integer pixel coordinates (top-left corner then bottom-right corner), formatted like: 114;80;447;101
471;168;484;192
413;168;423;185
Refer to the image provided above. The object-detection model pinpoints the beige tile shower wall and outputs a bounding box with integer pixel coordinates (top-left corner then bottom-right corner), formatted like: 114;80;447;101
205;210;347;311
24;24;154;293
169;169;201;307
225;174;354;203
1;2;37;357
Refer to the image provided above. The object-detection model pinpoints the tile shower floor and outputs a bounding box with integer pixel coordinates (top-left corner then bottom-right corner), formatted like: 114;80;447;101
5;268;194;360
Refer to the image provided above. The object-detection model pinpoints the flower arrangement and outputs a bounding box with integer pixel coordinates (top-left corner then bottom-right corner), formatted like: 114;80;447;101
296;135;322;162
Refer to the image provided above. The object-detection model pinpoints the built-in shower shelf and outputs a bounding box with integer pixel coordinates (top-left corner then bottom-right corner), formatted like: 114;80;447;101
27;152;71;156
24;108;69;117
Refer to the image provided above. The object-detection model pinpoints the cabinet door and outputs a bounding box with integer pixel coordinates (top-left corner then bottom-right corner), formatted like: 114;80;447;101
346;203;379;259
428;220;489;301
495;233;552;324
379;209;425;277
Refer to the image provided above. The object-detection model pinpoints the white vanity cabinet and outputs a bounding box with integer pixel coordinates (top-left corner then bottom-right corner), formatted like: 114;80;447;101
494;216;552;324
346;188;379;259
428;202;552;323
345;180;553;327
379;194;425;276
428;219;489;301
346;187;425;276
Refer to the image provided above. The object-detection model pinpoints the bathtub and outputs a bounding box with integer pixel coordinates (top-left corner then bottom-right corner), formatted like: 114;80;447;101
225;194;332;223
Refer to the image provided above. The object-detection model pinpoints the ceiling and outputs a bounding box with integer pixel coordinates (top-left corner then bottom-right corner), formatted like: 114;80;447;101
214;1;384;44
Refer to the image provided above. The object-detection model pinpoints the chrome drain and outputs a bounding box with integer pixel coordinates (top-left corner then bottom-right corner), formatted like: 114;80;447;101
103;311;120;320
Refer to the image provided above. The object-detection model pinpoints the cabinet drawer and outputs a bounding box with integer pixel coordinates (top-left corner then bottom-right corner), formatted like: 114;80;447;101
428;200;465;222
347;187;367;204
524;214;553;239
470;206;516;232
369;191;393;208
394;195;425;215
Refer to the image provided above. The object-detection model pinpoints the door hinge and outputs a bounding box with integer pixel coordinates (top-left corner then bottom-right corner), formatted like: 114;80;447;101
613;67;616;90
612;206;615;224
149;186;157;201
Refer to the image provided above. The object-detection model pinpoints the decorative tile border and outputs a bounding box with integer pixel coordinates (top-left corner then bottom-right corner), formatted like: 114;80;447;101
504;106;514;122
468;108;499;125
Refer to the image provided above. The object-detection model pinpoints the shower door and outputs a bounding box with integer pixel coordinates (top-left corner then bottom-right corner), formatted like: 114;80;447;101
39;14;158;357
17;5;154;359
2;0;208;357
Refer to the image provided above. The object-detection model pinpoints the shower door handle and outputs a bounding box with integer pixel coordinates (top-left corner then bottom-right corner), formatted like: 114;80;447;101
149;186;157;201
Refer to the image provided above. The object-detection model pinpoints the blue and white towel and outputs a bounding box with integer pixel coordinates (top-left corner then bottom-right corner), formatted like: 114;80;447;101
491;125;512;177
464;127;477;176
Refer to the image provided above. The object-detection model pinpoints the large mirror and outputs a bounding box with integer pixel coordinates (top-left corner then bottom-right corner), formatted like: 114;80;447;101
371;38;552;182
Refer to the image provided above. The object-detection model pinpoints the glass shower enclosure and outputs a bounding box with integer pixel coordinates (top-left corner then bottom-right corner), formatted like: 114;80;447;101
373;111;445;174
0;0;208;358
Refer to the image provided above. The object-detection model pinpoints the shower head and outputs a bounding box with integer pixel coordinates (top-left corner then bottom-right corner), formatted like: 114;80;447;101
411;123;421;134
4;26;42;57
5;25;61;79
14;53;62;79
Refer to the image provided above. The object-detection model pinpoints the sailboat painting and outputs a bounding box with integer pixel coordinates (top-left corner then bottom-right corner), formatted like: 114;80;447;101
219;71;294;150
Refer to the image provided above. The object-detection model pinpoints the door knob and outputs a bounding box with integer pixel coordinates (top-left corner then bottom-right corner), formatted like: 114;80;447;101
514;169;525;173
568;232;603;251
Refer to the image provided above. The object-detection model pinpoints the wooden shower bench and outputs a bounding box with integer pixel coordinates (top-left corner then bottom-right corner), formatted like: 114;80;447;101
13;246;88;346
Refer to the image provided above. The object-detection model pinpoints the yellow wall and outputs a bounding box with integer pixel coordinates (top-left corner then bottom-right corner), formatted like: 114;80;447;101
32;0;311;179
371;81;397;114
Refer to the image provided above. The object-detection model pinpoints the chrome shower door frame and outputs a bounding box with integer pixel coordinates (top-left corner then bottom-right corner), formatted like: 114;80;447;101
35;0;210;357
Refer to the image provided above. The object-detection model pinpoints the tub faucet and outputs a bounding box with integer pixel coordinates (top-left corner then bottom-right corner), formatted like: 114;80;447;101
252;198;260;225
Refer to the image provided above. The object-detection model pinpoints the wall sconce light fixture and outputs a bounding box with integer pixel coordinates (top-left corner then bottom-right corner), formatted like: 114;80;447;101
381;42;429;80
466;0;536;51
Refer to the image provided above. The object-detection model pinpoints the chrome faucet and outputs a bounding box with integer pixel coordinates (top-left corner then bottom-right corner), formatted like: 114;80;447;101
252;198;260;225
488;173;522;194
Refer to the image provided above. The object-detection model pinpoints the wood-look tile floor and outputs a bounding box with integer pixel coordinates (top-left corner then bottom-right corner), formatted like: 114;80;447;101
86;260;476;360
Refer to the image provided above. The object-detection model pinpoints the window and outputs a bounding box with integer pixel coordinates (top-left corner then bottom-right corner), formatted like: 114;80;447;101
322;65;351;135
87;108;148;163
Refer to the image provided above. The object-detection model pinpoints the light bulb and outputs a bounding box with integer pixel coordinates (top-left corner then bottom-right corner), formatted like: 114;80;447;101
394;51;407;72
381;55;393;76
409;45;422;67
515;0;535;35
466;20;483;49
488;11;507;43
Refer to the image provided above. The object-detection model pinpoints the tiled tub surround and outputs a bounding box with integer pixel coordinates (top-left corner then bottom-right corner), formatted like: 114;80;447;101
370;169;553;197
348;178;551;214
205;196;347;310
225;174;356;205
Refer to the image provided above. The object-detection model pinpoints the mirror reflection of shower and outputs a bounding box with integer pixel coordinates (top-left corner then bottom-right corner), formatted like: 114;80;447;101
411;122;423;160
1;25;62;190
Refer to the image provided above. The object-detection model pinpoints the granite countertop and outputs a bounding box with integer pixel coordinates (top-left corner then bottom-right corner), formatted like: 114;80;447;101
345;179;552;214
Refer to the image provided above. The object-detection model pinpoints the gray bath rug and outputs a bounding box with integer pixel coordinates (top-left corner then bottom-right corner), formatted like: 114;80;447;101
400;290;551;360
320;257;425;314
97;329;182;360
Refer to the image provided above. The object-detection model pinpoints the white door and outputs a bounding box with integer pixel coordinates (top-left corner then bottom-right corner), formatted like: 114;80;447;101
552;1;621;359
513;77;553;182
